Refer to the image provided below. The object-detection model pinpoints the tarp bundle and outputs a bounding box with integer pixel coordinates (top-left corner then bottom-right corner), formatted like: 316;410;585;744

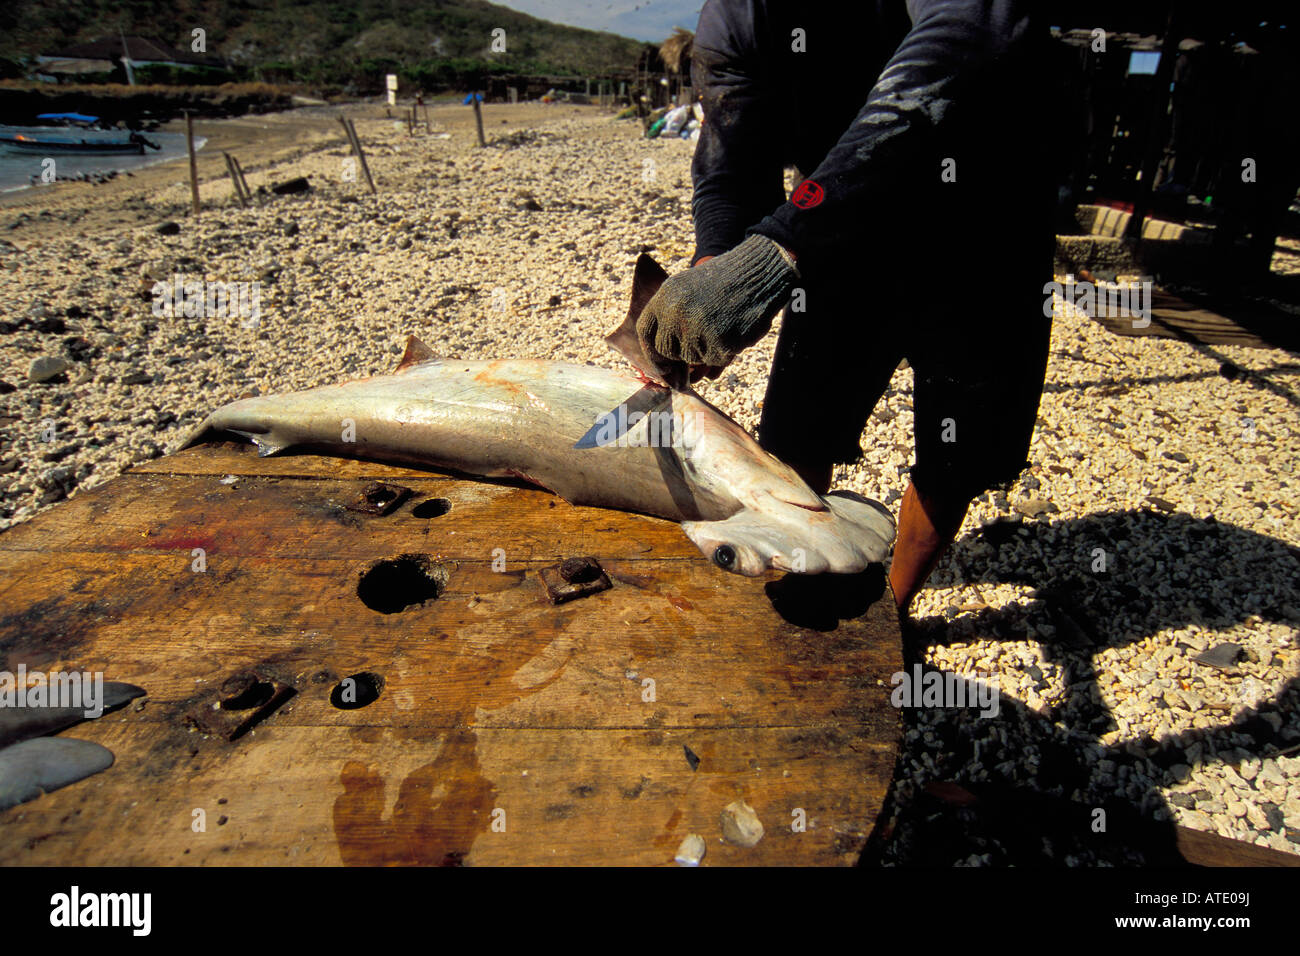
36;112;100;124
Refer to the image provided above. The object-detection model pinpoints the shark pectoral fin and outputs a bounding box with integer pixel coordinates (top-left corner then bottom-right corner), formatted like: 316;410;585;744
395;335;439;372
229;429;290;457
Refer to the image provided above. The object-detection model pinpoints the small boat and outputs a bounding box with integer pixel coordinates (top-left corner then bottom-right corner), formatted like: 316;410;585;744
0;130;160;155
0;134;142;155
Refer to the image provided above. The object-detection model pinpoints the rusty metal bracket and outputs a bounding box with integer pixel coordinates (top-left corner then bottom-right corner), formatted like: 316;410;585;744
185;671;296;741
539;556;612;604
344;481;412;516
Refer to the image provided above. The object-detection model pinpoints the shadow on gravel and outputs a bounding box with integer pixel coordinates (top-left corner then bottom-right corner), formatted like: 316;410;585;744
863;509;1300;866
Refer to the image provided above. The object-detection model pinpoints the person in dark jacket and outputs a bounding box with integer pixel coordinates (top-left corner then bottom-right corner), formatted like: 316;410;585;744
634;0;1055;612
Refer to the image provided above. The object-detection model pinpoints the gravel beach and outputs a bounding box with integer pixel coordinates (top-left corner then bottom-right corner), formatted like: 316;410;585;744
1;102;1297;862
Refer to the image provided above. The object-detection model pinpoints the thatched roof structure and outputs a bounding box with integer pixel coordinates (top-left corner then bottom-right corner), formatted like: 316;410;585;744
659;28;694;74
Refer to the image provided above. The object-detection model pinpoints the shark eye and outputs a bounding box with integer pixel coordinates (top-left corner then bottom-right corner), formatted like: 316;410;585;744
713;545;736;570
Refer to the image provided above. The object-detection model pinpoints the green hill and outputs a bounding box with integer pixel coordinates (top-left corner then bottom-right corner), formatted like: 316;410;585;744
0;0;646;91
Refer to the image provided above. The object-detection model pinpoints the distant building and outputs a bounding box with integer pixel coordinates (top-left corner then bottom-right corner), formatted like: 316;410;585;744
34;35;225;83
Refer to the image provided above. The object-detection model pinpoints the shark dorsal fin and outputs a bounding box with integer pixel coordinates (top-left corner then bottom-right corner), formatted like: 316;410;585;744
628;253;669;321
603;253;676;385
395;335;438;372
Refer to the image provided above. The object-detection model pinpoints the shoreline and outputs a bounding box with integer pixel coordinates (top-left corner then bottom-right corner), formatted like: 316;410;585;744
0;133;209;196
0;101;598;237
0;106;352;236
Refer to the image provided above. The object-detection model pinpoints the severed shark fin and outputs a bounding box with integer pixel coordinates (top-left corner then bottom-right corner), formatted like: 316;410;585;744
0;681;145;749
0;738;115;811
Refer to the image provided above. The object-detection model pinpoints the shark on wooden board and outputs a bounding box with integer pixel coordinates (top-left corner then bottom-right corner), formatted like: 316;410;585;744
185;255;895;576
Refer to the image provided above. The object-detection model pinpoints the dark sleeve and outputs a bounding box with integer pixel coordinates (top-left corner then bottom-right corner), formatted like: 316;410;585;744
689;0;787;265
746;0;1040;260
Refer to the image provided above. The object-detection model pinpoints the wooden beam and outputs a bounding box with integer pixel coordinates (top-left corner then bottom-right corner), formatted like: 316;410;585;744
1125;2;1183;240
471;92;486;147
230;154;251;203
338;116;376;195
1176;826;1300;867
184;111;200;216
222;151;250;207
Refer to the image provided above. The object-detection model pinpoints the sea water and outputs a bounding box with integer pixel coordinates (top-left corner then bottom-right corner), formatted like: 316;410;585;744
0;128;204;193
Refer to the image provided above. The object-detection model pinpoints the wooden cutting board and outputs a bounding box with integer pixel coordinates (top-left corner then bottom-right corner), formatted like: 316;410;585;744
0;442;902;866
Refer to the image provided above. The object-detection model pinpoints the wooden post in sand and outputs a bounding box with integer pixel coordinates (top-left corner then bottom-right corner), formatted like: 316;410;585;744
338;116;377;195
230;155;251;202
406;107;414;136
471;92;486;147
222;152;248;207
184;111;200;215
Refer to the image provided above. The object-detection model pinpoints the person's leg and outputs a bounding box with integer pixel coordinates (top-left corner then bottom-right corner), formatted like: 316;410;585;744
889;480;972;611
757;270;900;497
901;285;1052;611
787;460;833;495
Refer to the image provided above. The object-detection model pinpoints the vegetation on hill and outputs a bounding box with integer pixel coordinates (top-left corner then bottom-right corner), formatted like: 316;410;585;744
0;0;646;93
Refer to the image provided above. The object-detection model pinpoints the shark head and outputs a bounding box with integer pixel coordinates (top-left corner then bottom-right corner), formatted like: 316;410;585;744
681;490;896;576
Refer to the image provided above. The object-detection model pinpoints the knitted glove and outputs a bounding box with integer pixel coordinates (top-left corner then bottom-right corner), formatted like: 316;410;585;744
636;234;799;371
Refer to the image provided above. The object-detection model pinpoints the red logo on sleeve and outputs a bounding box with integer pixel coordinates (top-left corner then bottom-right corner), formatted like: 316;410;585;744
790;179;824;209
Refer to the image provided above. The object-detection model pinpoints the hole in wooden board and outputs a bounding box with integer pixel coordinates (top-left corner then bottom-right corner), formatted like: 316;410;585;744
357;554;449;613
412;497;452;518
330;672;385;709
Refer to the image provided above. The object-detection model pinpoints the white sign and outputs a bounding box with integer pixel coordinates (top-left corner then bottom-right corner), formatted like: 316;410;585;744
386;73;398;105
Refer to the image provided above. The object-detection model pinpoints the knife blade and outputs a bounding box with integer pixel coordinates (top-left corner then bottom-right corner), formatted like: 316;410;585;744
573;383;669;449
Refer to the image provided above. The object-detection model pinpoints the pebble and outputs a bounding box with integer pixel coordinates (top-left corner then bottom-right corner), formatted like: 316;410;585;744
674;833;706;866
719;800;764;848
1260;760;1286;787
1246;801;1271;830
1220;764;1245;789
1013;498;1054;518
1194;642;1243;669
27;355;68;382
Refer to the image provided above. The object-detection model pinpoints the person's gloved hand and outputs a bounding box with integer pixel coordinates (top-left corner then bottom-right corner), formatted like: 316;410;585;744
636;234;799;374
